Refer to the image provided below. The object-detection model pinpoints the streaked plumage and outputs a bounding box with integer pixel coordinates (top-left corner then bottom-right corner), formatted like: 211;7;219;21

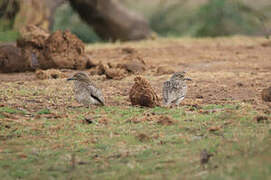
162;71;189;106
67;72;105;106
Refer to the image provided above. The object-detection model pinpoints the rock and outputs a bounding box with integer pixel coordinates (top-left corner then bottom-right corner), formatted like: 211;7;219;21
262;86;271;102
129;76;160;107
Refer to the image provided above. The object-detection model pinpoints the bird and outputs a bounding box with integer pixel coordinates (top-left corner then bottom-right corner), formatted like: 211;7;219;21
67;72;105;106
200;149;213;167
162;71;191;106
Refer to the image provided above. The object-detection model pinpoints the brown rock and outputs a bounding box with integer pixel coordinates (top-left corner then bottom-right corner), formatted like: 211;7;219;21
262;86;271;102
129;76;160;107
156;66;175;75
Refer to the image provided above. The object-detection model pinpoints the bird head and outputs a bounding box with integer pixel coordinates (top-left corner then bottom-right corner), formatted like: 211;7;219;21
67;72;90;82
171;71;192;81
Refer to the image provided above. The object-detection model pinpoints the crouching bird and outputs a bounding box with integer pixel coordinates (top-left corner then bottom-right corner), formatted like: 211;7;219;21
162;71;192;106
67;72;105;106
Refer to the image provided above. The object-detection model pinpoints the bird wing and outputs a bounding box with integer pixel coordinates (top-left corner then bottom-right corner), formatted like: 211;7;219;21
86;84;105;106
163;80;186;105
171;81;186;104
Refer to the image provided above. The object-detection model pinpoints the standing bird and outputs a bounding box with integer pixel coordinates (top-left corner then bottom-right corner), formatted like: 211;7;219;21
67;72;105;106
162;71;191;106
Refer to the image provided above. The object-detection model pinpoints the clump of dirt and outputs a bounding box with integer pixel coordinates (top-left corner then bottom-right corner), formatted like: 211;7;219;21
121;47;137;54
1;25;91;73
136;133;151;142
129;76;160;107
98;117;110;125
35;69;66;80
0;45;33;72
18;24;49;49
254;115;269;123
118;55;146;74
208;126;221;132
156;66;175;75
44;30;88;69
157;115;176;125
92;49;146;79
261;86;271;102
261;41;271;47
97;63;126;80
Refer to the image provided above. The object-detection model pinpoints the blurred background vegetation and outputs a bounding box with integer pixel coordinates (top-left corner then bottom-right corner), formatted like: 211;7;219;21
0;0;271;43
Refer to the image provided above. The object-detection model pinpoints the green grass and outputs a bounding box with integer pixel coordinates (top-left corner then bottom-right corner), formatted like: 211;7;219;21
37;109;51;115
0;71;270;179
0;107;25;114
0;30;20;42
0;101;270;179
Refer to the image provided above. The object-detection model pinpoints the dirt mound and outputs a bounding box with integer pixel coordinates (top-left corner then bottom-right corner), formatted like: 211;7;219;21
262;86;271;102
119;56;146;74
44;30;88;69
1;25;90;73
0;45;33;73
129;76;160;107
88;47;147;79
97;63;126;80
35;69;66;80
18;24;49;48
119;48;146;74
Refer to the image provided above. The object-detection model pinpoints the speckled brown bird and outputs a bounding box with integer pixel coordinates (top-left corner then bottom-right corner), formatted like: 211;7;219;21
67;72;105;106
129;76;160;107
162;71;191;106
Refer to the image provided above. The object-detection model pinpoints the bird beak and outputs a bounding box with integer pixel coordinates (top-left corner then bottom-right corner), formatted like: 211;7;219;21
184;78;192;81
67;77;75;81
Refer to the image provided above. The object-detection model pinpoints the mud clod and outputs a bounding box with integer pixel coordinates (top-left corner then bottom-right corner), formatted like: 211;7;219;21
1;25;91;73
157;115;175;125
129;76;160;107
35;69;66;80
261;86;271;102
